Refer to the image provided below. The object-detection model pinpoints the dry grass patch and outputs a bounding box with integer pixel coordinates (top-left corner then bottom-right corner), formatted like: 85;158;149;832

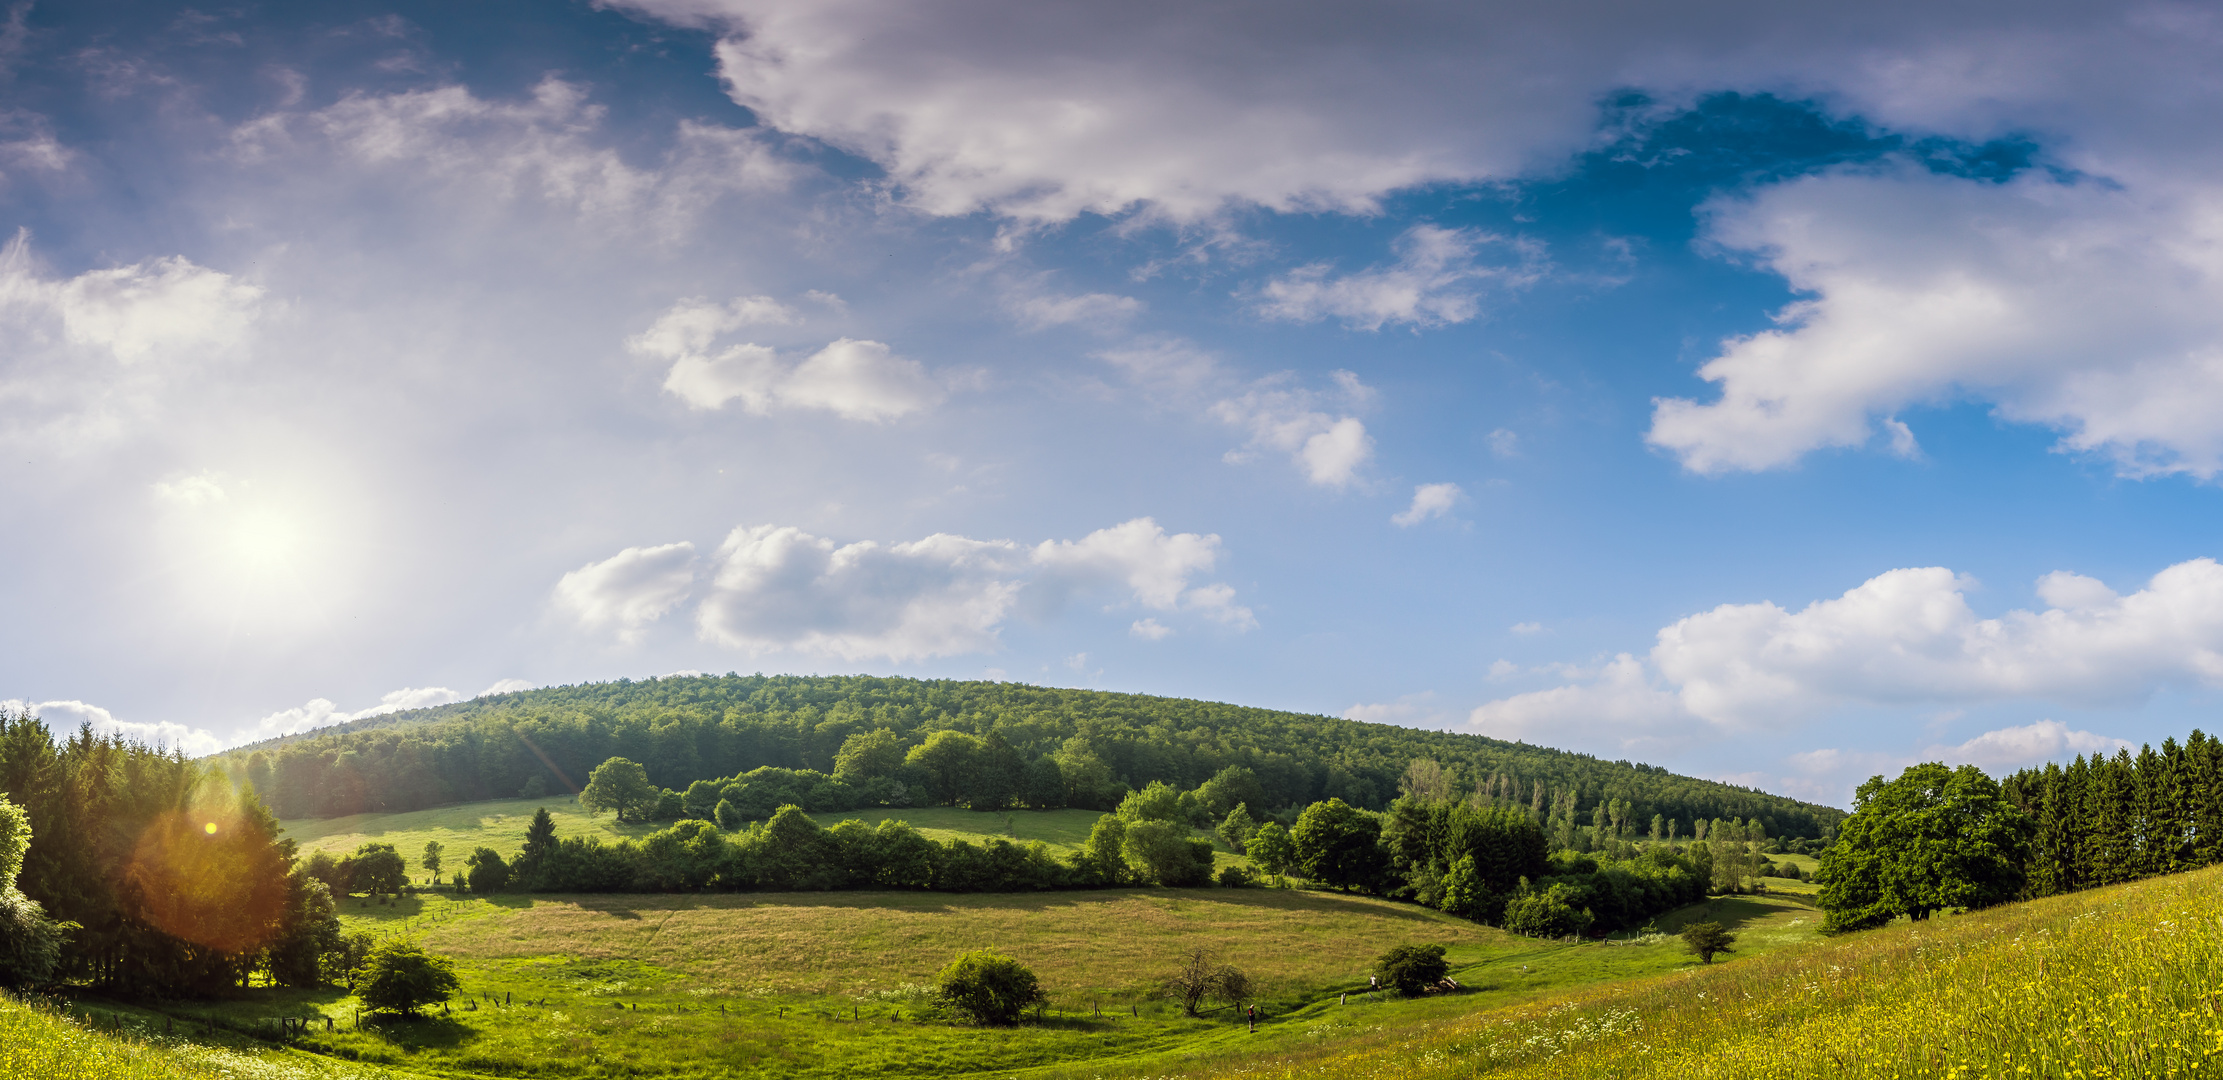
410;888;1494;1002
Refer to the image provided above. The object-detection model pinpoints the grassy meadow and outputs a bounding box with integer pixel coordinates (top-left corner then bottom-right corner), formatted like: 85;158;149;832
1119;860;2223;1080
43;883;1826;1080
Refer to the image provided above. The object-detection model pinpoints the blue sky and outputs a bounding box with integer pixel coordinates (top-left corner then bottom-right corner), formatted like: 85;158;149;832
6;0;2223;805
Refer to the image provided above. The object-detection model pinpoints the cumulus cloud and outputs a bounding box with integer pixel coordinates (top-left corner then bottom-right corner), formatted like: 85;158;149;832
479;678;536;696
1776;719;2137;805
1256;226;1544;330
1344;692;1452;728
629;297;943;421
562;517;1246;659
1210;370;1376;488
1392;482;1462;526
0;232;263;445
1129;617;1173;640
604;0;2223;478
553;541;698;641
1469;558;2223;752
1651;170;2223;476
244;687;466;744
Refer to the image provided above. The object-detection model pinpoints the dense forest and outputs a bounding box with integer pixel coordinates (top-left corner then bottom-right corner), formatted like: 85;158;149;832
2004;733;2223;895
216;674;1844;839
0;709;340;996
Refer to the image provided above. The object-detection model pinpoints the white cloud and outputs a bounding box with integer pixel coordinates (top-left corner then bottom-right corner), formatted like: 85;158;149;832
1654;560;2223;726
617;516;1251;661
234;77;793;235
1130;617;1173;640
695;524;1025;660
1487;429;1520;458
1033;517;1256;627
152;470;229;507
1005;286;1143;331
244;687;466;745
479;678;536;696
1210;371;1375;488
554;541;698;642
1510;622;1544;635
1256;225;1543;330
0;231;263;445
630;297;944;421
1651;170;2223;477
777;338;945;421
1469;557;2223;752
15;699;224;757
1392;482;1462;526
1468;654;1692;755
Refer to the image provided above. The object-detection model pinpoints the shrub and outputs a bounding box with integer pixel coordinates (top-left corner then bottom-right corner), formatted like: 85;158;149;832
464;847;510;894
1373;943;1450;997
934;950;1045;1026
353;939;460;1015
1215;864;1255;888
1681;920;1736;963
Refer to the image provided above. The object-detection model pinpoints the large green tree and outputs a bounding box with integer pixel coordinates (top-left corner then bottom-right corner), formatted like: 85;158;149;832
579;757;659;822
1817;763;2033;932
1290;798;1387;892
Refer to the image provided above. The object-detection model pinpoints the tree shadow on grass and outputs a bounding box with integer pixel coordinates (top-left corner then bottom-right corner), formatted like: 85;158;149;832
1657;895;1813;934
362;1012;479;1051
515;887;1454;924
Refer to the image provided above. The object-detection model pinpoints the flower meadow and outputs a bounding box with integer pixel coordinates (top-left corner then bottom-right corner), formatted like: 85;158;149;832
1193;864;2223;1080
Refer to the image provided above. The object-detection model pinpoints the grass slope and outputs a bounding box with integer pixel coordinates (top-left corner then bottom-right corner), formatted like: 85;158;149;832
0;991;411;1080
1134;862;2223;1080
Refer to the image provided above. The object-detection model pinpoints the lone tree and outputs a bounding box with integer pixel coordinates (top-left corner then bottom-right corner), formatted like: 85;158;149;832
342;843;409;896
353;939;461;1016
421;840;444;881
1164;948;1252;1017
580;757;659;822
1817;763;2034;932
1373;943;1450;997
935;950;1046;1026
1680;921;1736;964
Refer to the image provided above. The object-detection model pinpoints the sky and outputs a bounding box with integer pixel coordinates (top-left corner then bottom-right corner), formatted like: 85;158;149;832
5;0;2223;806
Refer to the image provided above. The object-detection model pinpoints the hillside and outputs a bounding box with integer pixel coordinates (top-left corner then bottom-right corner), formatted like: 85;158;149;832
214;674;1843;837
1112;861;2223;1080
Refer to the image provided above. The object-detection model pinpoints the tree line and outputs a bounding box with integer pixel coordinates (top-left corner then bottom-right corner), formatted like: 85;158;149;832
1815;729;2223;932
215;674;1842;840
0;709;343;995
452;754;1762;938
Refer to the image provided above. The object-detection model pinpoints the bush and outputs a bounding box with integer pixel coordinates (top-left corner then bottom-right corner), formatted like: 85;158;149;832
353;939;461;1015
1373;943;1449;997
1215;864;1255;888
934;950;1045;1026
1680;920;1736;963
464;847;510;894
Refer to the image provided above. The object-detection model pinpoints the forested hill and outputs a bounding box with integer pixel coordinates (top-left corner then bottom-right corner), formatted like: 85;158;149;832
214;674;1844;837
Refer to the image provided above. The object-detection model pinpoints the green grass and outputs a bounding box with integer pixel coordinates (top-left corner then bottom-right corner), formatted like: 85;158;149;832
1131;864;2223;1080
77;886;1822;1080
1;991;412;1079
